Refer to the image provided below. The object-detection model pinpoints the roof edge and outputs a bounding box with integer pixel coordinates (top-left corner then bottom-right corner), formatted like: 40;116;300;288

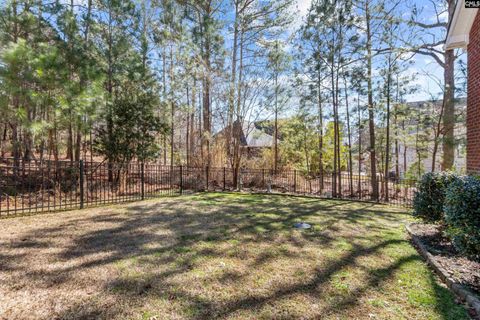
446;1;478;50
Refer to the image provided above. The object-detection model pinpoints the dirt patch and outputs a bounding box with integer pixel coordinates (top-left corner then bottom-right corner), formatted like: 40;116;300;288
409;223;480;295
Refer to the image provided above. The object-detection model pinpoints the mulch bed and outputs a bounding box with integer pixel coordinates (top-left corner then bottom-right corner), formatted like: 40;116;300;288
409;223;480;296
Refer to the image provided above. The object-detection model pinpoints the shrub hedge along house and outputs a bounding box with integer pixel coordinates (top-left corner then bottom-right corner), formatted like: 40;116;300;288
446;1;479;174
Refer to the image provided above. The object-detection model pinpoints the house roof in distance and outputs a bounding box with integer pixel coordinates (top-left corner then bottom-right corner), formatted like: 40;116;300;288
244;123;274;148
445;0;478;49
215;120;274;148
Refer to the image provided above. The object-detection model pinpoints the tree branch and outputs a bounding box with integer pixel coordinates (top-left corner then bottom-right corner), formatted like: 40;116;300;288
410;21;447;29
414;50;445;68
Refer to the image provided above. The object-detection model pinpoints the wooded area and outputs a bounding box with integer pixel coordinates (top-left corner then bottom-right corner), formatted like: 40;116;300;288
0;0;466;198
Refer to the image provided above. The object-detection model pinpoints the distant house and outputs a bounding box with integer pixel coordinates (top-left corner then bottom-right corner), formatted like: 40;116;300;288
446;1;479;173
354;99;466;177
215;120;274;157
397;99;467;175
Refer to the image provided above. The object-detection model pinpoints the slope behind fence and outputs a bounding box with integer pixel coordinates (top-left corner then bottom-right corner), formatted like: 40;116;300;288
0;159;416;216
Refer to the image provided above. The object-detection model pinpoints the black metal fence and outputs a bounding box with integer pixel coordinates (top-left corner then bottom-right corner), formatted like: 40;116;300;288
0;159;417;217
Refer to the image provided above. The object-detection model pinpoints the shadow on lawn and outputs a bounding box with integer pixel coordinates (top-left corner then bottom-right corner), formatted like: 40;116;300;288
1;193;467;319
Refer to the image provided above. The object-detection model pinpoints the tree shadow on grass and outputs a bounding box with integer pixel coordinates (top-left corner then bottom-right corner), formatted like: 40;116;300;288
1;193;466;319
189;238;409;319
5;198;393;272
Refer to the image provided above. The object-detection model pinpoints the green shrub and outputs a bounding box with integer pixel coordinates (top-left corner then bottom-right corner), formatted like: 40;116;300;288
444;176;480;261
412;172;458;223
406;160;425;180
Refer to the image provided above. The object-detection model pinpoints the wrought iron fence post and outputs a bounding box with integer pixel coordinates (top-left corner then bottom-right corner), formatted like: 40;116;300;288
332;172;336;198
270;169;273;193
294;170;297;193
384;175;389;202
262;168;265;190
79;160;84;209
206;166;209;191
141;162;145;200
238;168;242;191
377;178;380;203
179;165;183;195
223;167;226;191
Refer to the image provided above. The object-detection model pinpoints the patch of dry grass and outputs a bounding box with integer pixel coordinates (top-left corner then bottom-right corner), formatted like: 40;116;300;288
0;193;469;319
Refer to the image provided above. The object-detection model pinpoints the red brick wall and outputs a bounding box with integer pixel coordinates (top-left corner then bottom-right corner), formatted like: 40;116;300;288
467;13;480;174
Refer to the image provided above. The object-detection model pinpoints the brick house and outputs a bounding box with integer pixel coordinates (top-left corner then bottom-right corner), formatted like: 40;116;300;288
446;2;479;173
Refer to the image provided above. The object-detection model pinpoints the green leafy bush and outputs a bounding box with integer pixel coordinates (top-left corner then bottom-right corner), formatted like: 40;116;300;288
444;176;480;261
412;172;457;223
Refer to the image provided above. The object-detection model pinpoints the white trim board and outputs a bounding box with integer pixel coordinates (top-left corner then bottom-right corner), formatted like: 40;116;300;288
445;0;478;49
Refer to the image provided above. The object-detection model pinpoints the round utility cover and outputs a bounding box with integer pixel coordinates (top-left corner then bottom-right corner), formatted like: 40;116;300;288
294;222;311;229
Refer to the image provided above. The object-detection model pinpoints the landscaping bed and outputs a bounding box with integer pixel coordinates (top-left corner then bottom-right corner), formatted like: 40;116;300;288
409;223;480;295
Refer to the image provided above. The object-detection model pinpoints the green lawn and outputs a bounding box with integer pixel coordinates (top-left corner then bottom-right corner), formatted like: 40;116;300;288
0;193;469;319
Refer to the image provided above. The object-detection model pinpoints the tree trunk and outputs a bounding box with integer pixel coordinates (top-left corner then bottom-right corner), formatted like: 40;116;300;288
203;77;211;167
384;58;392;201
431;141;439;173
442;48;455;170
274;71;279;172
416;123;421;178
394;76;400;180
53;114;59;162
335;69;341;197
1;124;7;159
331;67;337;197
441;0;456;171
317;71;324;190
227;0;240;166
77;0;92;163
11;123;20;169
199;4;214;168
90;129;93;163
74;126;81;162
186;85;190;166
11;2;20;169
190;78;196;165
232;25;245;186
106;4;114;184
303;126;311;173
163;135;167;165
366;1;378;200
162;47;167;165
67;121;74;161
65;0;75;163
357;96;362;195
344;77;353;197
170;45;175;167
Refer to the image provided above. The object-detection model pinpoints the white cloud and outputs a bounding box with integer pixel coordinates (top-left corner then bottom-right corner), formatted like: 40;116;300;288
289;0;312;31
438;10;449;22
404;65;444;102
296;0;311;17
426;3;449;23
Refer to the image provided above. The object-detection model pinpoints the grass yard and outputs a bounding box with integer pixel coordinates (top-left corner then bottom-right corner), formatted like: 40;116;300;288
0;193;469;320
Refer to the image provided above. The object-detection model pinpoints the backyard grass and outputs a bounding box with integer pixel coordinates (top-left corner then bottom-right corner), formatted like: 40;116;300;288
0;193;470;320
